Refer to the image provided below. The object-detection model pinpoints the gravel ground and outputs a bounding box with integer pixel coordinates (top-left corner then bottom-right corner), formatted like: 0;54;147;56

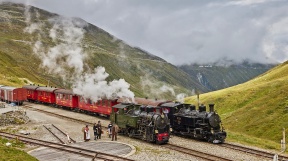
0;103;282;161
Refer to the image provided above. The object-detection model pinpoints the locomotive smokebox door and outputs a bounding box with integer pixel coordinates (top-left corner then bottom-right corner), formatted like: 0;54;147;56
208;113;221;128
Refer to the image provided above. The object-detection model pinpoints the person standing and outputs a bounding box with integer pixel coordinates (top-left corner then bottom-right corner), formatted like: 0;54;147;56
93;123;98;140
111;123;119;141
84;125;90;141
107;122;113;138
97;121;102;139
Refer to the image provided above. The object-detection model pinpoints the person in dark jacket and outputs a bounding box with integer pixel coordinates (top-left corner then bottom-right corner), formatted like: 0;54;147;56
93;123;98;140
96;121;102;139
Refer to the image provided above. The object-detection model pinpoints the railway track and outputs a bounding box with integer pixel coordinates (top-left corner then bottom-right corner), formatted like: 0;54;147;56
163;143;233;161
43;124;76;144
23;103;288;160
23;104;94;126
23;104;234;160
0;132;134;161
220;143;288;160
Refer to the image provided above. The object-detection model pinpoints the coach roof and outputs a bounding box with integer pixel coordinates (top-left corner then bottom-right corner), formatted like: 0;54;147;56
54;89;75;95
23;85;41;90
36;86;59;92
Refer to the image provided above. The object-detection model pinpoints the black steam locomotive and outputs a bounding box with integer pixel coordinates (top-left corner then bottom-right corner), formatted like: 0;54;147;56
160;102;226;143
110;103;171;144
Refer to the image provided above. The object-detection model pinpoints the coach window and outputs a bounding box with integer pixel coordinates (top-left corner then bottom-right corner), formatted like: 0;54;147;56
88;99;92;104
107;100;110;107
69;95;72;100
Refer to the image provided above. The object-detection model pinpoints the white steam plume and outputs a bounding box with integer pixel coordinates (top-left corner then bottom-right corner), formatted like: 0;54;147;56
176;93;187;103
160;85;175;96
23;6;134;101
73;66;134;102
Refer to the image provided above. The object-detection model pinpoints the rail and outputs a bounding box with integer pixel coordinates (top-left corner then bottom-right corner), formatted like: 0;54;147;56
0;132;134;161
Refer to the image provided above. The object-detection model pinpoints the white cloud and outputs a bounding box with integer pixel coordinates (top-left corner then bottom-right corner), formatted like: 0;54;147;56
2;0;288;65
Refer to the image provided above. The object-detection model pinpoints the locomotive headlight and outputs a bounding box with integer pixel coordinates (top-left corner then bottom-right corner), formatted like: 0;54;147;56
155;130;159;134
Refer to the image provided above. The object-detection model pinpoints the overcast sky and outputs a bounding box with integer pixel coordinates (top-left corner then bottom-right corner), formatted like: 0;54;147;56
2;0;288;65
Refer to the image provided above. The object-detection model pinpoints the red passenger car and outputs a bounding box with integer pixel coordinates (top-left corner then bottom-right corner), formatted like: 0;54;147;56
0;86;27;105
78;96;118;116
36;87;58;104
55;89;78;109
22;85;41;102
0;85;4;101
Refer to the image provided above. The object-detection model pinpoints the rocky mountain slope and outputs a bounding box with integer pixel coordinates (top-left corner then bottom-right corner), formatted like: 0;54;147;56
180;61;275;91
0;2;208;99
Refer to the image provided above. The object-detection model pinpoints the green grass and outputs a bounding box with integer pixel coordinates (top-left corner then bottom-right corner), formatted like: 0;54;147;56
185;61;288;153
0;137;38;161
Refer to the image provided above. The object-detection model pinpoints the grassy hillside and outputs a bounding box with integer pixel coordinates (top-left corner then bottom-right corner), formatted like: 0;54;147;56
186;61;288;151
0;3;208;98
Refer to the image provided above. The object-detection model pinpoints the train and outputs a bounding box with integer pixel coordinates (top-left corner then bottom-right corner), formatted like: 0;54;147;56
159;102;226;143
0;84;226;143
110;102;171;144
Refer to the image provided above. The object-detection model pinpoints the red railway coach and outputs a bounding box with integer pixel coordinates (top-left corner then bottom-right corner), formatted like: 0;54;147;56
0;86;27;105
36;86;59;104
23;85;41;102
78;96;118;116
0;85;4;100
55;89;78;109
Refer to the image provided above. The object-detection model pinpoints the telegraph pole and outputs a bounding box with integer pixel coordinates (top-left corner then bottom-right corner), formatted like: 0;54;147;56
281;128;286;153
273;128;286;161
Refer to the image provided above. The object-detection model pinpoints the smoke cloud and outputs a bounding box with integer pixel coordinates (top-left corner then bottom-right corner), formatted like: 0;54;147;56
140;72;191;101
23;6;134;101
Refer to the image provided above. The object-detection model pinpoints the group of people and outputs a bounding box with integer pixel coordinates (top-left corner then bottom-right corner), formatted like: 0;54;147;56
93;121;102;140
83;121;119;142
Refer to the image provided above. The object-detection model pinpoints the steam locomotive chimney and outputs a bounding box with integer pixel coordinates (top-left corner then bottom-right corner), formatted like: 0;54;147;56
190;105;196;110
209;104;215;112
